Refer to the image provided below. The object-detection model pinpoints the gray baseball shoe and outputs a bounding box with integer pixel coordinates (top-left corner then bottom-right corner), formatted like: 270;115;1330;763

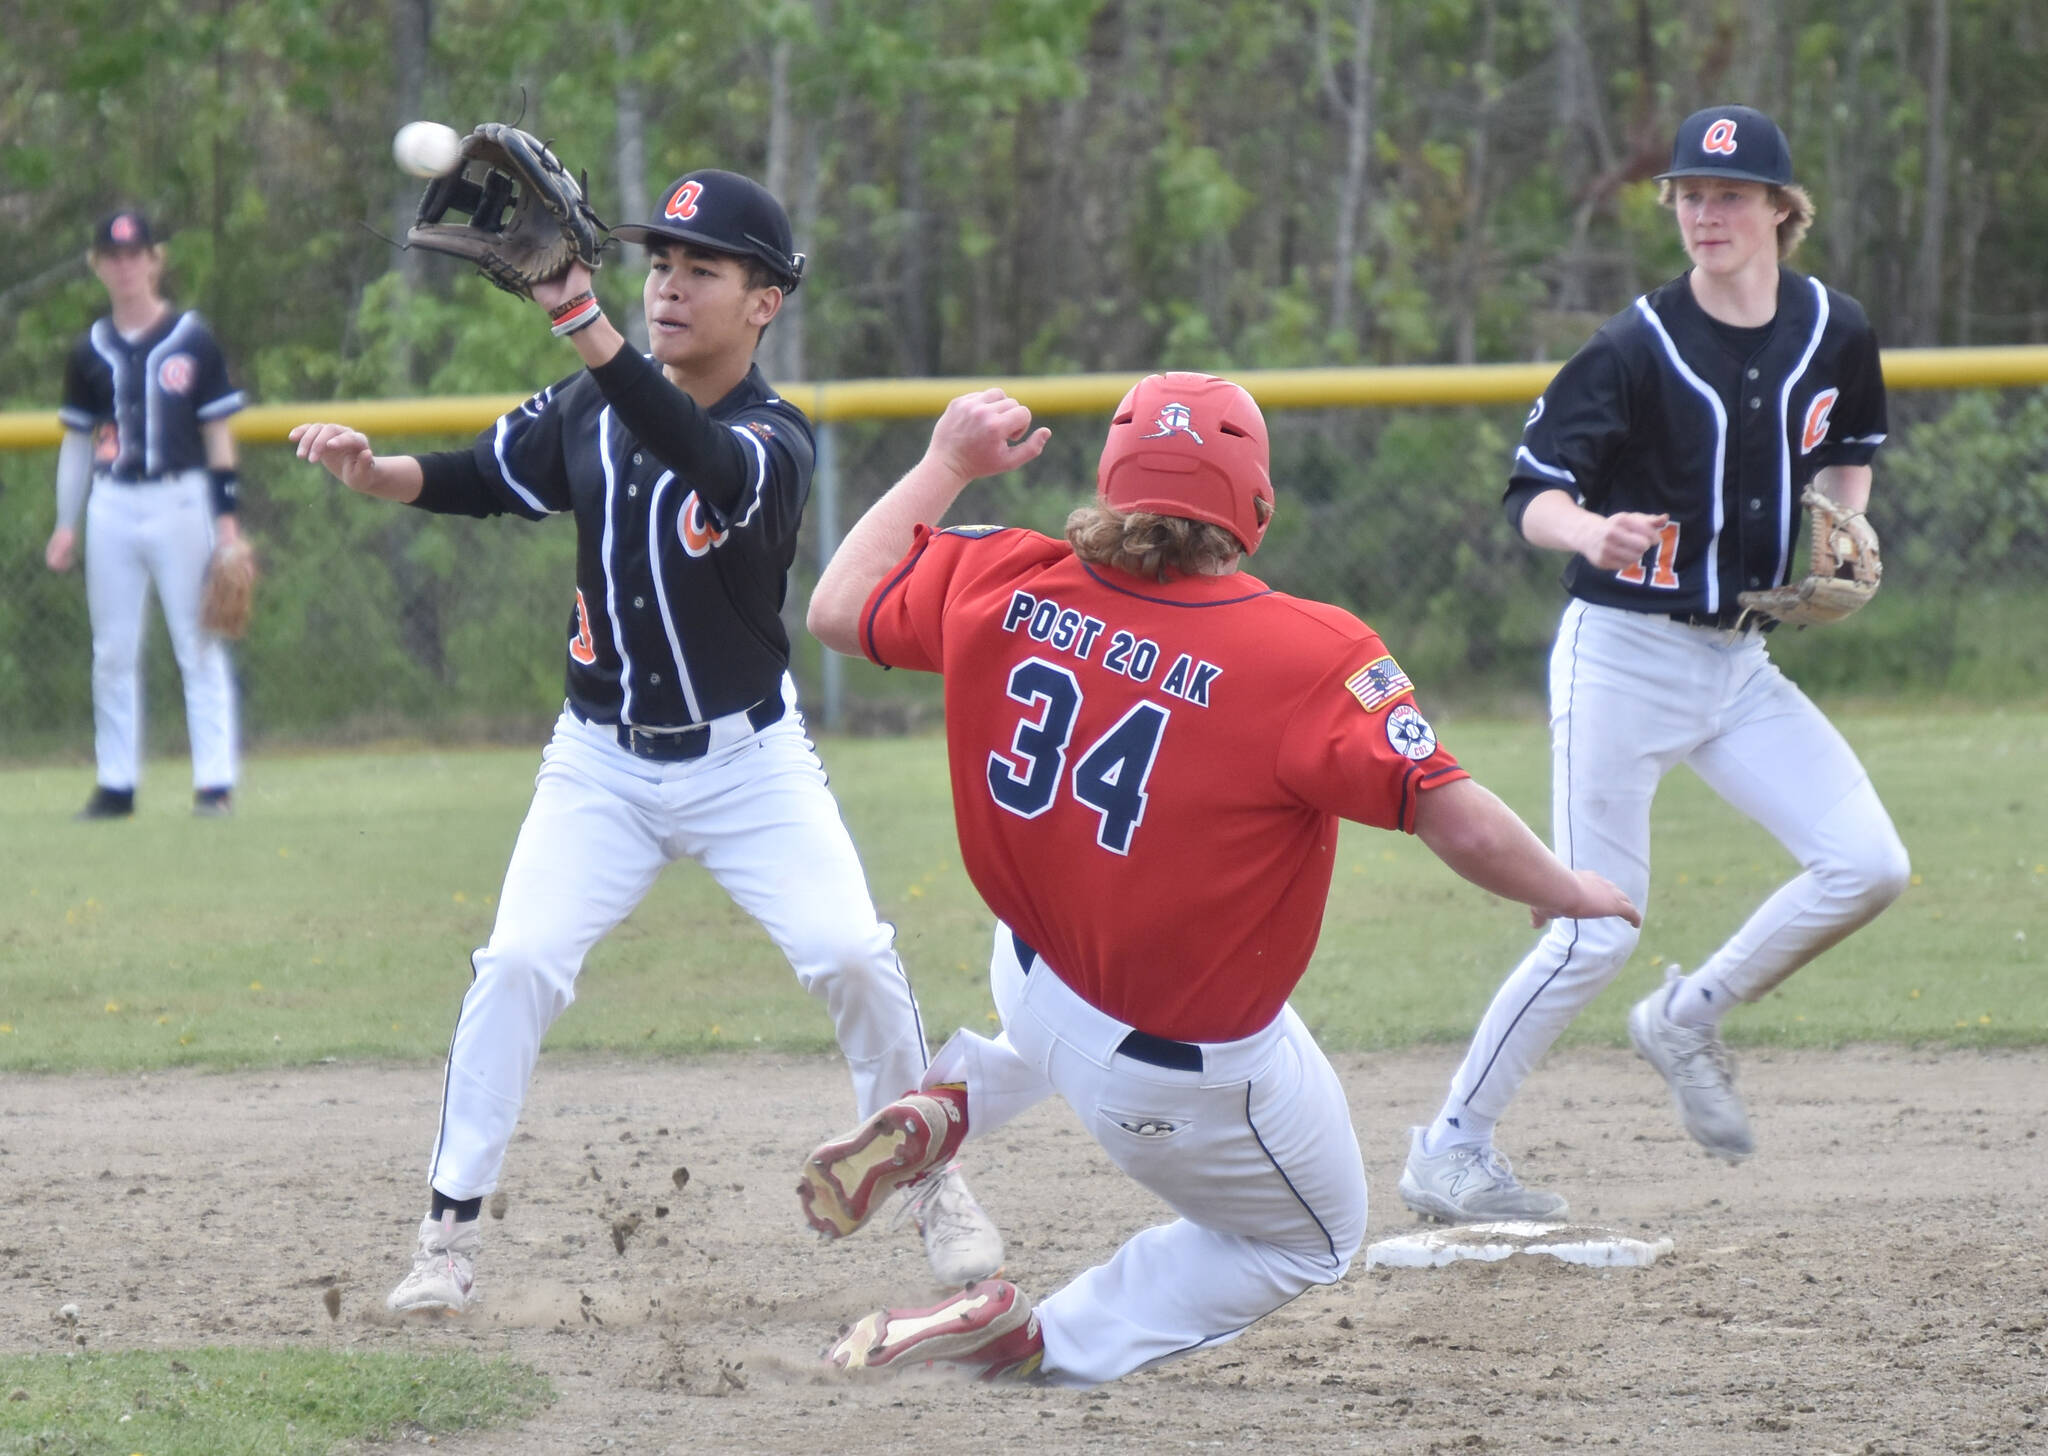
1627;968;1755;1162
901;1166;1006;1286
1397;1128;1569;1223
387;1212;480;1314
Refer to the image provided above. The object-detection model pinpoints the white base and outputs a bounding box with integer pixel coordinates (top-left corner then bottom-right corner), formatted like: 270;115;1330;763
1366;1221;1674;1270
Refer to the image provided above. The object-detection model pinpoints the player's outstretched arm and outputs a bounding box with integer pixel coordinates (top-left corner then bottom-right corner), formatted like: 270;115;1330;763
1414;778;1640;928
1520;490;1669;573
289;423;424;504
809;387;1050;655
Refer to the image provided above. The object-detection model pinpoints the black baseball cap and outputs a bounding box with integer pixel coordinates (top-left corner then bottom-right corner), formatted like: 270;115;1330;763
92;209;157;252
1655;105;1795;186
611;170;805;292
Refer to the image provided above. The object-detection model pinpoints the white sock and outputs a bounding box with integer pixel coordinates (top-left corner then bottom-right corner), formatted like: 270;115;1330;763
1423;1107;1496;1154
1666;970;1733;1029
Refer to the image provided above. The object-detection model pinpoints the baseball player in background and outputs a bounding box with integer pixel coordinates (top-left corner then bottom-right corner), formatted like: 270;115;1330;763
793;374;1639;1383
48;209;246;819
1399;105;1911;1224
291;169;1003;1312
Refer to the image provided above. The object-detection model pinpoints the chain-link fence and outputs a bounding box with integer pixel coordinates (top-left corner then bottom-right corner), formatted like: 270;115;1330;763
2;384;2045;762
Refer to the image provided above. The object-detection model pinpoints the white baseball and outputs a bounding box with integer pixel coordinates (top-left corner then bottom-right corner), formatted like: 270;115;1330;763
393;121;463;179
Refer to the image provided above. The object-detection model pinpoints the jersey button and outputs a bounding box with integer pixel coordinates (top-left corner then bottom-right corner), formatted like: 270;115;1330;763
627;485;638;498
632;453;643;466
633;596;645;609
1748;397;1761;409
1749;498;1761;510
1747;368;1760;380
649;672;662;684
1748;577;1761;588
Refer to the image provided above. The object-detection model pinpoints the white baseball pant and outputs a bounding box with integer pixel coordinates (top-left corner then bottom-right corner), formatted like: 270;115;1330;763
427;687;929;1199
83;469;238;791
1443;599;1910;1124
926;926;1367;1387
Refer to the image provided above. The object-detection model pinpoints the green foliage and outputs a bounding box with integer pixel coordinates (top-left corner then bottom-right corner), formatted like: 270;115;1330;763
0;712;2042;1075
0;1348;549;1454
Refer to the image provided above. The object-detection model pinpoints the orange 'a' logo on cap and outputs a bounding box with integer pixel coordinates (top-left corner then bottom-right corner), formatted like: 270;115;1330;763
1702;118;1739;155
664;180;704;222
1800;388;1839;454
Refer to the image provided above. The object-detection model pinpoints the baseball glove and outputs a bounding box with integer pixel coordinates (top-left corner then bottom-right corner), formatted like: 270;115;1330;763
1737;484;1882;627
201;538;259;640
406;123;607;297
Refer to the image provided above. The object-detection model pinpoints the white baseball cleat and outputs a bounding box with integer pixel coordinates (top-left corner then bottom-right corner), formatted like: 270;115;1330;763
1628;968;1755;1162
387;1211;480;1314
1397;1128;1569;1223
900;1165;1006;1286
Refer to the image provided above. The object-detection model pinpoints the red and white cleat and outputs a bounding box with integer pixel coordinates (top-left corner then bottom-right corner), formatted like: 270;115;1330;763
799;1085;969;1239
827;1279;1044;1381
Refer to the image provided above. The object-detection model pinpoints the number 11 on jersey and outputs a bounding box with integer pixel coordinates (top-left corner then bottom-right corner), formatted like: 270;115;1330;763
1616;520;1681;589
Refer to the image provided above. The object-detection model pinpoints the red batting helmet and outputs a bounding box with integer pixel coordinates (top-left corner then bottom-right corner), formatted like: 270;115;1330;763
1097;372;1273;554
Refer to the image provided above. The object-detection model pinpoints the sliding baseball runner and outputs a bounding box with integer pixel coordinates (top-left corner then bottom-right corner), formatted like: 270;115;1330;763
795;373;1637;1384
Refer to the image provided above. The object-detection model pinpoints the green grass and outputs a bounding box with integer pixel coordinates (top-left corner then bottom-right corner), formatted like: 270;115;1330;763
0;1348;548;1455
1;707;2043;1073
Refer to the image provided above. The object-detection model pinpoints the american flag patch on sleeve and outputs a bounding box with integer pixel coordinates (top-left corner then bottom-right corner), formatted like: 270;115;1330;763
1345;655;1413;712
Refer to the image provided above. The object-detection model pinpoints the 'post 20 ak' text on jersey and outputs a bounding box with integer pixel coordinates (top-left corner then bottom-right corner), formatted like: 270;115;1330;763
861;526;1470;1044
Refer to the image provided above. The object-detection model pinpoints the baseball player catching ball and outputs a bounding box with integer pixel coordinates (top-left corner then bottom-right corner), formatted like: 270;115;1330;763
291;168;1002;1312
792;373;1638;1383
1399;105;1912;1224
49;209;246;819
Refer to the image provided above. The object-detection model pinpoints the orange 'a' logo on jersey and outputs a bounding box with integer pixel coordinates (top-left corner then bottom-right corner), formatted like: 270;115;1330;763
1800;388;1839;454
569;589;598;665
664;180;704;221
1702;118;1739;155
678;492;730;557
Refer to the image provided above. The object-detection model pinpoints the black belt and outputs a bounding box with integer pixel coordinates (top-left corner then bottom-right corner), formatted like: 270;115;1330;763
585;696;783;761
1011;931;1204;1072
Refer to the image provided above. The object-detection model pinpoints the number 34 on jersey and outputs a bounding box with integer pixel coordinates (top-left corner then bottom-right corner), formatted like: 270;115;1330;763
986;588;1225;856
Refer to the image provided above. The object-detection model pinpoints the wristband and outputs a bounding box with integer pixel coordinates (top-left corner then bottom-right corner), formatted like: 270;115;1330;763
207;466;240;516
548;292;603;337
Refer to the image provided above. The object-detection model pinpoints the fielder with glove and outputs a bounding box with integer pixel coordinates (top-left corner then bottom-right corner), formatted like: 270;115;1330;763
1401;104;1910;1228
294;158;1005;1316
48;209;246;820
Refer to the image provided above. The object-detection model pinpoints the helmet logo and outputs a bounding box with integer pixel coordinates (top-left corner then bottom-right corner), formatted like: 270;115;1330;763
1140;402;1203;445
664;180;704;221
111;214;139;244
1702;118;1739;155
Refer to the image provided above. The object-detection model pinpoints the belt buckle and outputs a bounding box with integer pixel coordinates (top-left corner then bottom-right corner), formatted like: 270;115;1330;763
624;723;704;759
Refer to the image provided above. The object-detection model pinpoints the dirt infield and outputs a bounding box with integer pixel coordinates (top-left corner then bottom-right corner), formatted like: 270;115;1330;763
3;1046;2042;1454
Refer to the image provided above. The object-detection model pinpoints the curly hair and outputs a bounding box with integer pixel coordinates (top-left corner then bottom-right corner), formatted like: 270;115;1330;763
1064;500;1269;581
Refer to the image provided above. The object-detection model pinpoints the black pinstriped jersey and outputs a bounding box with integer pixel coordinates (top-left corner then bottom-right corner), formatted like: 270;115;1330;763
1504;265;1887;620
412;353;814;729
59;312;243;480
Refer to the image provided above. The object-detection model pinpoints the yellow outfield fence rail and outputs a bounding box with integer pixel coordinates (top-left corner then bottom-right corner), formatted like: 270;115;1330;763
2;346;2045;738
3;346;2048;449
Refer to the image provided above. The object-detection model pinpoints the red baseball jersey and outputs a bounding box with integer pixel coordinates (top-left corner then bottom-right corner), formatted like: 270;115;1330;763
860;526;1469;1042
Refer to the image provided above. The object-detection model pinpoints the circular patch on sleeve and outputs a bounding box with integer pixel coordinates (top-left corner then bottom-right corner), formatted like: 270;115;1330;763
1385;703;1438;761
